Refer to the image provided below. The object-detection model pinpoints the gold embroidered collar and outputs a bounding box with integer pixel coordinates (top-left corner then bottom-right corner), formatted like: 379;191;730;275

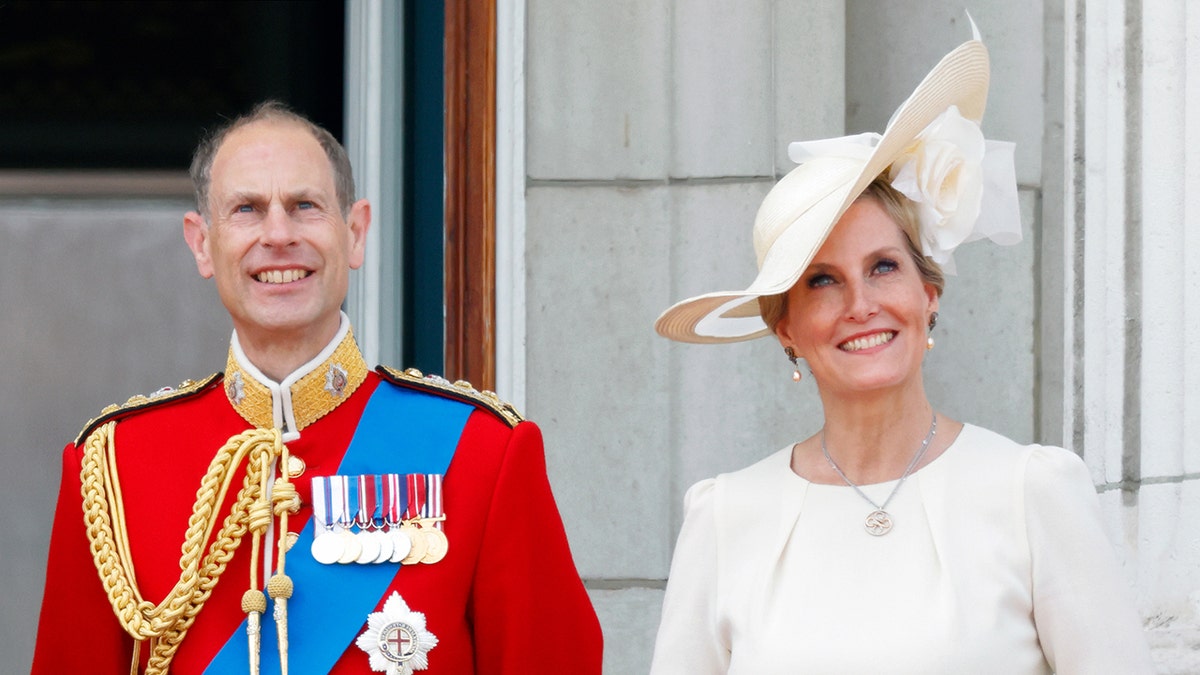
224;315;368;433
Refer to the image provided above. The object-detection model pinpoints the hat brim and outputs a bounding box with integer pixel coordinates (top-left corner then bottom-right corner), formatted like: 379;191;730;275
655;38;989;344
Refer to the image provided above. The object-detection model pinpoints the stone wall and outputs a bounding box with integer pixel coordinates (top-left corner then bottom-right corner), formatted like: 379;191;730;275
0;197;230;669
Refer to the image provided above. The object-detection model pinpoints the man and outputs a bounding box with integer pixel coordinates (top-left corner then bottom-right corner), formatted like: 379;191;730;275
33;102;602;674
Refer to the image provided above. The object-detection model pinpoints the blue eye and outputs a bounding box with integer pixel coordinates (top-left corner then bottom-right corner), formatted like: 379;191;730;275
236;204;254;213
297;201;314;210
807;274;835;288
874;258;898;274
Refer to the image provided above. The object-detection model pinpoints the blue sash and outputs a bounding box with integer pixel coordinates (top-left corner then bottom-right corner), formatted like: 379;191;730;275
205;382;472;674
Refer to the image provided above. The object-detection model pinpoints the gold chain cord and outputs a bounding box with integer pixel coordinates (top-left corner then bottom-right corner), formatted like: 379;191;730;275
80;422;297;674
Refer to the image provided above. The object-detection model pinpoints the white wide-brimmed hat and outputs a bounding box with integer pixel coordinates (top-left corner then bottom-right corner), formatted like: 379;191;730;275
655;30;1020;344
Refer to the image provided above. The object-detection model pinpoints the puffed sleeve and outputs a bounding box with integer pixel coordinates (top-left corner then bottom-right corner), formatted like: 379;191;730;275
1025;446;1156;674
650;478;729;674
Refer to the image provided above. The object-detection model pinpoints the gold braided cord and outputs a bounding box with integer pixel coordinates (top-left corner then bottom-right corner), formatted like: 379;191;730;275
102;426;142;598
241;449;270;675
145;434;301;675
270;437;299;675
146;454;270;674
81;422;284;675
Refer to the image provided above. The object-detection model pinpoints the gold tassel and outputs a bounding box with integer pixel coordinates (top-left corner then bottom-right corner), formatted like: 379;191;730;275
269;435;300;674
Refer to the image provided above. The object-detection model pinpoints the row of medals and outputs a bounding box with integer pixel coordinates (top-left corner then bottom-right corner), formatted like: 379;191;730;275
311;518;448;566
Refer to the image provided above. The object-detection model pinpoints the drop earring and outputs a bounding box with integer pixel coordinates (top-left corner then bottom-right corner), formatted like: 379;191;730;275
784;347;802;382
926;311;939;351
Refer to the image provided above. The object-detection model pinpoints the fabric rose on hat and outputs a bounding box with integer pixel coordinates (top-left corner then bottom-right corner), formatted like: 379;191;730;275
887;105;985;272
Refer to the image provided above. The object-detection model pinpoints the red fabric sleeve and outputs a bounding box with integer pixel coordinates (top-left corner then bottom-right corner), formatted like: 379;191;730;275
32;445;133;674
469;421;603;674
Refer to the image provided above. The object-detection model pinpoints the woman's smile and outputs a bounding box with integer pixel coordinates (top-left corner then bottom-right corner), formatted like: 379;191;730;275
838;330;896;352
774;198;938;396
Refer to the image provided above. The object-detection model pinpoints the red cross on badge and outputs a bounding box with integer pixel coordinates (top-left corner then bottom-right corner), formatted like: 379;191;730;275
356;591;438;673
380;622;417;662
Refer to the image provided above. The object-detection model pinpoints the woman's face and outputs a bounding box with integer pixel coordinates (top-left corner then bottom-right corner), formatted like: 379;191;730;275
774;197;938;398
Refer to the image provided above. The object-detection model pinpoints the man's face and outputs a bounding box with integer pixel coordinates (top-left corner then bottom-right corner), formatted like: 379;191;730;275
183;120;369;353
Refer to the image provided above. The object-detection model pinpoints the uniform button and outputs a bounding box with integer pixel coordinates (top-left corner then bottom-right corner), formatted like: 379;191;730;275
286;455;306;478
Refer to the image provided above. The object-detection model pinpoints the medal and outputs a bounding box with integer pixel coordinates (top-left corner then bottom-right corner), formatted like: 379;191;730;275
355;591;438;674
366;475;394;563
357;532;382;564
314;472;448;566
420;528;448;564
335;476;363;564
370;529;394;564
399;525;427;565
310;476;345;565
338;529;363;563
389;529;414;564
383;474;412;563
311;531;343;565
355;475;382;564
419;474;448;564
400;474;429;565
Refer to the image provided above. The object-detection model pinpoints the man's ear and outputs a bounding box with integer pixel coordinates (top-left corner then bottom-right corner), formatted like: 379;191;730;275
346;198;372;270
183;211;215;279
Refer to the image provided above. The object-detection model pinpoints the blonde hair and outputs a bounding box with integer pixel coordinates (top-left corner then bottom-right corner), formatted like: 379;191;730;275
758;176;945;331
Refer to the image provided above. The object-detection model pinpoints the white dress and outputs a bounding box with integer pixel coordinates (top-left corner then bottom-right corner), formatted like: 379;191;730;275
650;424;1155;674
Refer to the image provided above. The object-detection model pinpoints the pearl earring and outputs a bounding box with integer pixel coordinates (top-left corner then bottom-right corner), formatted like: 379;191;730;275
785;347;802;382
926;312;939;351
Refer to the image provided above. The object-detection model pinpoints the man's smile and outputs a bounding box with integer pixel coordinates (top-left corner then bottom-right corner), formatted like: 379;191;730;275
254;268;311;284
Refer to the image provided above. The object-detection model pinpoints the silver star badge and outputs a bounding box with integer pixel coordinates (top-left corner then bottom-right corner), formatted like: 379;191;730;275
356;592;438;675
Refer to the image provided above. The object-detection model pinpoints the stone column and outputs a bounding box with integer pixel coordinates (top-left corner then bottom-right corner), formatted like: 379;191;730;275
1057;0;1200;665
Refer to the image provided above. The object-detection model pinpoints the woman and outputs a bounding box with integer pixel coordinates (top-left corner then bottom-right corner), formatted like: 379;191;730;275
650;34;1155;674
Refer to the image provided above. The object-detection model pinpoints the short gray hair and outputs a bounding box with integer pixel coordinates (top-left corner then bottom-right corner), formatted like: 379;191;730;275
188;101;355;218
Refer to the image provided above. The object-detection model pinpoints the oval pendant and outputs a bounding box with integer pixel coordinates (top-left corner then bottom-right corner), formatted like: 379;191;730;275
864;510;893;536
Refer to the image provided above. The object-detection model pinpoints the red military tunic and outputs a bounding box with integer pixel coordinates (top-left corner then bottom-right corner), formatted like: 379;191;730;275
33;324;602;674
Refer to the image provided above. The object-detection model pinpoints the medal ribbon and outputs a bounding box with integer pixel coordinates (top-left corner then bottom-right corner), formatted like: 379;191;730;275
372;474;385;528
336;475;353;531
424;474;445;531
381;473;404;528
207;381;472;675
311;477;333;532
356;474;378;529
403;473;426;522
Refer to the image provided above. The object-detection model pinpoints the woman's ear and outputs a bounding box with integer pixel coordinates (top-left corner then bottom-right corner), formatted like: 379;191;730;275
774;322;798;358
772;293;802;358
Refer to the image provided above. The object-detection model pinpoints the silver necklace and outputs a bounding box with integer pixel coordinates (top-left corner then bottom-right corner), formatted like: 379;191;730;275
821;412;937;536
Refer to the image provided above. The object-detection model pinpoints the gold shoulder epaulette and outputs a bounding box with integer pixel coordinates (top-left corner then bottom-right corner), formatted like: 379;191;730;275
376;366;525;428
74;373;222;445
